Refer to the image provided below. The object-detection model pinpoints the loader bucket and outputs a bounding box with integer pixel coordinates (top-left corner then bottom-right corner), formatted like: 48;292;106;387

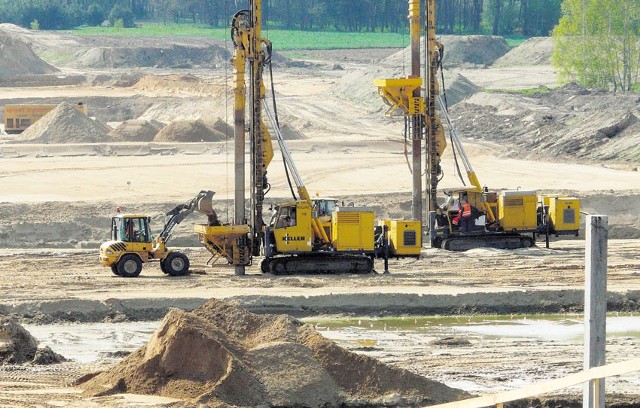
196;191;215;215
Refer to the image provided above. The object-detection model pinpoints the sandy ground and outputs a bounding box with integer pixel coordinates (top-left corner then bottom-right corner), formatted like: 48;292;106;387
1;32;640;407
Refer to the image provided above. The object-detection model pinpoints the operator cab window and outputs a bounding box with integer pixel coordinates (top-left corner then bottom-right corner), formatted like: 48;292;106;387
275;206;296;229
132;218;150;242
114;217;150;242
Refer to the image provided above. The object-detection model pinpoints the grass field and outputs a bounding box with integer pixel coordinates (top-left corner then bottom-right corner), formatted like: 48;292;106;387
73;23;530;50
73;24;411;50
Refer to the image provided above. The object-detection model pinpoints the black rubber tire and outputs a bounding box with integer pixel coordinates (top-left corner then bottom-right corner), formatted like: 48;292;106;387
110;265;120;276
117;254;142;278
159;259;168;274
164;252;190;276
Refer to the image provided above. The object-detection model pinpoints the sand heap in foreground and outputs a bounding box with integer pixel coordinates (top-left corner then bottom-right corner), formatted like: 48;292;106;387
17;102;112;143
80;299;468;407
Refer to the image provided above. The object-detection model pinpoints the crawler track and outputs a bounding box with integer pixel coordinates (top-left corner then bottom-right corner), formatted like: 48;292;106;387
262;253;374;275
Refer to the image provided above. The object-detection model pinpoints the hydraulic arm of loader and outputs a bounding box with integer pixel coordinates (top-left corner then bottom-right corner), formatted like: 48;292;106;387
159;190;216;243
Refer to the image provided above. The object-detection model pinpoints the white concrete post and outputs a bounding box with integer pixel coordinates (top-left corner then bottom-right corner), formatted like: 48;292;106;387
584;215;608;408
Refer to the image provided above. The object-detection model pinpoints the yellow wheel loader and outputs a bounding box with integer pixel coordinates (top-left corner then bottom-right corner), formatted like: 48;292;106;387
99;190;216;277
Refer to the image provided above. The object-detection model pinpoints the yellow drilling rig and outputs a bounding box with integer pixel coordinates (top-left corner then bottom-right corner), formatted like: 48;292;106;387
375;0;580;251
193;0;422;275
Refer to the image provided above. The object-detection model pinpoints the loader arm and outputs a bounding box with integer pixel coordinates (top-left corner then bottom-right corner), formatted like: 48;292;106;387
158;190;216;243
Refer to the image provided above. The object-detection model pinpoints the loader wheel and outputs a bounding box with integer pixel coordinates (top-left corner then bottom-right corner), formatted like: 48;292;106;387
110;265;120;276
164;252;190;277
117;254;142;278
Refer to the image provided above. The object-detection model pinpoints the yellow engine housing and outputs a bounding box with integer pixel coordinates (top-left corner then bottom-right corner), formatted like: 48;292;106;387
498;190;538;231
331;207;375;252
540;195;581;233
379;219;421;256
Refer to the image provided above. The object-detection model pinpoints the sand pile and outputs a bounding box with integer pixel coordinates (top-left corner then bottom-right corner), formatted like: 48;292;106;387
16;102;111;143
277;123;305;140
0;29;58;76
493;37;554;67
0;317;65;365
73;44;229;69
80;299;468;406
449;84;640;163
383;36;509;68
109;119;164;142
211;118;233;138
443;73;482;106
154;119;229;142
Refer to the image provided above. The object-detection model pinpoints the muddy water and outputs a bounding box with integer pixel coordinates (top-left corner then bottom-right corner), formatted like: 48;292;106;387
24;321;158;363
24;314;640;363
306;314;640;342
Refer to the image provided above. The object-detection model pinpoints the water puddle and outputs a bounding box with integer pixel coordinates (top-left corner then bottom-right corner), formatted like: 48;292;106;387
24;314;640;363
304;314;640;342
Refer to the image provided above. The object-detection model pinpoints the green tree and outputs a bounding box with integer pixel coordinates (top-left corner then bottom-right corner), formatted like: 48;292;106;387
86;3;106;26
553;0;640;91
109;3;136;27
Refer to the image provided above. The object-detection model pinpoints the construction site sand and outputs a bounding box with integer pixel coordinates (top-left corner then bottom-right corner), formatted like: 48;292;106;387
132;73;227;97
80;298;468;406
16;102;112;144
0;29;58;76
449;84;640;163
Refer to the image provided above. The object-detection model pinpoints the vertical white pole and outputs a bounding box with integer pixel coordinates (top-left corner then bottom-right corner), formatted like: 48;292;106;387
584;215;607;408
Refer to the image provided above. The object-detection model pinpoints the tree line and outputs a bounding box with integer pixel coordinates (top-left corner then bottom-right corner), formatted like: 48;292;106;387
0;0;562;36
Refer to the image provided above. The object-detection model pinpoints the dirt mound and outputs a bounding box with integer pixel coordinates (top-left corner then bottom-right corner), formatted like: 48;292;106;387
153;119;229;142
80;299;468;406
72;44;229;69
16;102;111;143
0;317;65;365
444;73;482;106
383;36;509;68
132;73;227;97
211;118;233;139
0;28;58;76
109;119;164;142
449;84;640;163
278;123;305;140
493;37;554;67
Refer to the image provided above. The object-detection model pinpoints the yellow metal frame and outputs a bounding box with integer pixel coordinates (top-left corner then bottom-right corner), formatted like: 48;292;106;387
373;78;424;116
